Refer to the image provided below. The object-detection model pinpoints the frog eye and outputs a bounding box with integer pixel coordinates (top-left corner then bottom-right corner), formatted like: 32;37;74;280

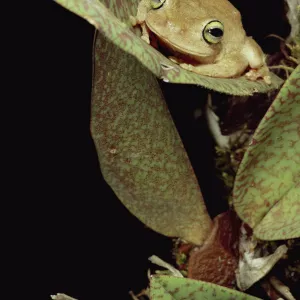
203;20;224;44
151;0;166;9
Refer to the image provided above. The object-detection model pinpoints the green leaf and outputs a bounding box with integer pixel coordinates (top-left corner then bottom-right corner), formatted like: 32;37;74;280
89;31;212;245
54;0;283;96
150;275;261;300
233;65;300;240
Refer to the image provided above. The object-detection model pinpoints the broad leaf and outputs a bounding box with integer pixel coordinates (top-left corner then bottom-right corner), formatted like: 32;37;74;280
89;31;212;245
54;0;282;96
233;65;300;240
150;275;261;300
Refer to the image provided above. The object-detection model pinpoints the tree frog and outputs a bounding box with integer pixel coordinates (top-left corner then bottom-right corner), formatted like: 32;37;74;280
131;0;271;84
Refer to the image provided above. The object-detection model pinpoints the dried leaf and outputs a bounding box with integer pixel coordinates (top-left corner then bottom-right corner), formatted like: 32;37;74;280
269;276;296;300
285;0;300;41
236;225;288;291
187;211;240;288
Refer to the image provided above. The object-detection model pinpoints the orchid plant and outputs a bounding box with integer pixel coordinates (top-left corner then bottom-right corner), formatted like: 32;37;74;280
53;0;299;299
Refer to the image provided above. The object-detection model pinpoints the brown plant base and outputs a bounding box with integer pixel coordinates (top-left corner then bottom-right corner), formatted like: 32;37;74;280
187;210;241;288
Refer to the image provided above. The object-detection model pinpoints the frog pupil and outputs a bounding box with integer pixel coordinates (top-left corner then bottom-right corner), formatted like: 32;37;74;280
208;28;223;38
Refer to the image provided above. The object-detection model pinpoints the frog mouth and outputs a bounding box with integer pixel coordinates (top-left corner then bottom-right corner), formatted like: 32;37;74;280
146;26;214;60
155;36;216;65
160;37;211;57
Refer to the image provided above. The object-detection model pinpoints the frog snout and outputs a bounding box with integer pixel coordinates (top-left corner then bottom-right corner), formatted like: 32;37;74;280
242;37;265;69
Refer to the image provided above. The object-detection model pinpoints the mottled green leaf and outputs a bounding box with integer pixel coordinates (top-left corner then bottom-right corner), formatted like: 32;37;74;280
89;31;212;245
233;65;300;240
54;0;282;96
150;275;261;300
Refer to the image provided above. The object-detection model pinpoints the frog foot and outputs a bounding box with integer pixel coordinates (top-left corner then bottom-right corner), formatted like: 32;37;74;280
141;34;150;44
129;16;138;26
130;16;150;44
169;56;186;65
245;65;271;85
140;23;151;44
179;63;195;72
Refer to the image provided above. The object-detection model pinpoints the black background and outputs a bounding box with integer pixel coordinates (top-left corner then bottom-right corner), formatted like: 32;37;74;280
7;1;290;299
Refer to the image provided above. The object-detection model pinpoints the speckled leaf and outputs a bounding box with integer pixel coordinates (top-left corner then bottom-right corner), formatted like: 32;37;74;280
89;30;212;245
233;66;300;240
54;0;282;96
150;275;261;300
